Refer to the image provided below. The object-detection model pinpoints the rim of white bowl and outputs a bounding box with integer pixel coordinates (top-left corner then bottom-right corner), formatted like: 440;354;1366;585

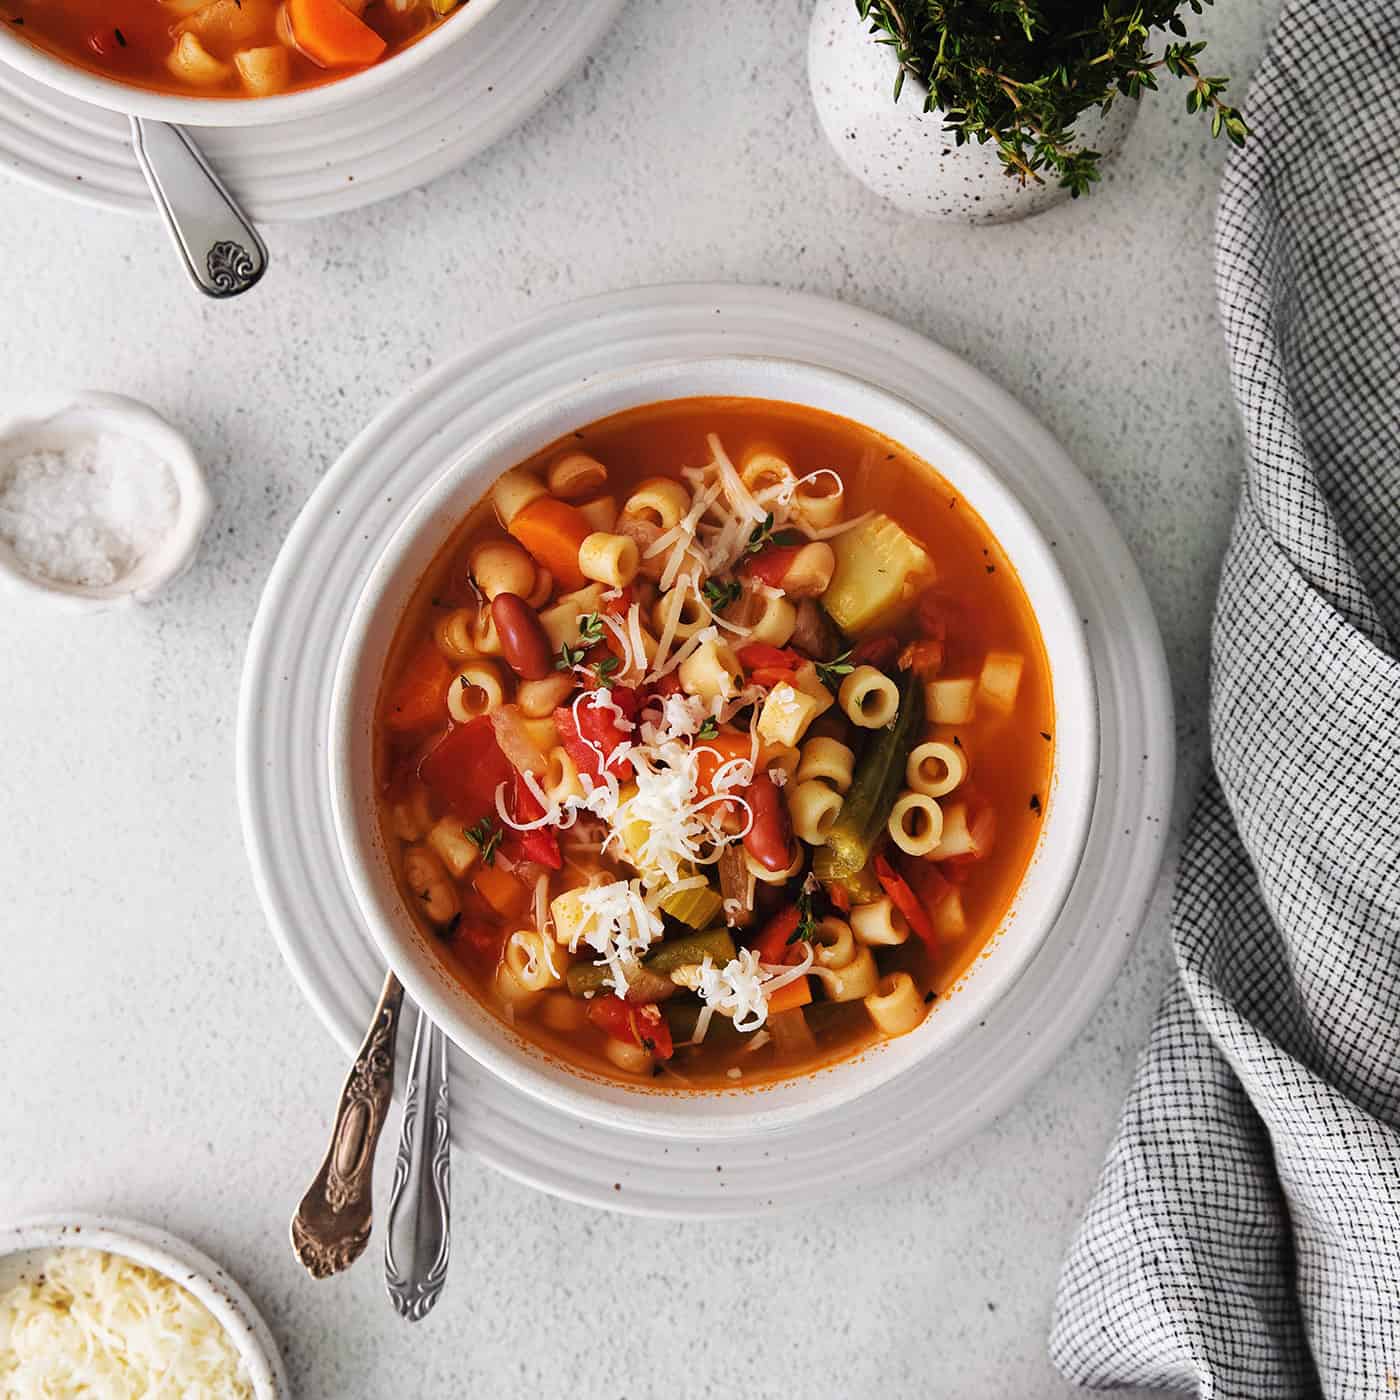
0;0;506;127
0;1215;288;1399
0;390;213;611
328;353;1098;1139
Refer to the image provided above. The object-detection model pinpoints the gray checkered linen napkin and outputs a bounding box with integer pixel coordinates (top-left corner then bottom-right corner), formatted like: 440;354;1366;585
1049;2;1400;1395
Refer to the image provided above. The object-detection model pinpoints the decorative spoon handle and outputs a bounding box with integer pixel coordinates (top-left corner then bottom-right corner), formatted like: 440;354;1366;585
291;971;404;1279
384;1004;452;1321
129;117;268;299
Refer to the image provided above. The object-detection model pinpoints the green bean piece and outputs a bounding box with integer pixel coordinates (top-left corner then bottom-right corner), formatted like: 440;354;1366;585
813;668;924;882
643;927;736;975
565;927;737;998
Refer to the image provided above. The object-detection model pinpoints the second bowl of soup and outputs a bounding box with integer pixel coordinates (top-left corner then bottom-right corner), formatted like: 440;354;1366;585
0;0;504;122
331;357;1097;1136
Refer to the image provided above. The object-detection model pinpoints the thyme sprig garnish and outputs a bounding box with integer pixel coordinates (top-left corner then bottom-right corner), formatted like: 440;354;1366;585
465;817;502;866
815;649;856;690
745;515;801;556
789;885;819;946
695;716;720;741
703;577;743;613
855;0;1247;197
592;654;621;688
556;612;606;672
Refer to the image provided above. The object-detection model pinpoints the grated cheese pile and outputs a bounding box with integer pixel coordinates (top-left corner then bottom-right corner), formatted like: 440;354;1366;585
572;878;666;993
0;1248;253;1400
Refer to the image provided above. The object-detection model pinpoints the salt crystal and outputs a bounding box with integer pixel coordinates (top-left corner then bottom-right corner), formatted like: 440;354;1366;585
0;435;179;588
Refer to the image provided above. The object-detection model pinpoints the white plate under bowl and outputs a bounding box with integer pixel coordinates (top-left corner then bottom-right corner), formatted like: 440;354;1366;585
0;0;625;220
237;283;1174;1216
0;1215;288;1398
330;354;1098;1139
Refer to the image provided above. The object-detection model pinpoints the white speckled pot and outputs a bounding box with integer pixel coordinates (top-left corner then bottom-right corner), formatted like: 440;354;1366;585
808;0;1138;224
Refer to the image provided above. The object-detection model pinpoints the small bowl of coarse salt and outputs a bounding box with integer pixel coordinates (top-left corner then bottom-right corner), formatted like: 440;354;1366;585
0;391;213;610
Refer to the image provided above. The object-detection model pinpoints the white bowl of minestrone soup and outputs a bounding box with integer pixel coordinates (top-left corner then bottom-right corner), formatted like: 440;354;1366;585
0;0;505;122
330;357;1097;1137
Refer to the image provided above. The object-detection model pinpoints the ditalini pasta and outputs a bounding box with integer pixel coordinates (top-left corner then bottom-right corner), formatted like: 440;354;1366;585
373;397;1053;1088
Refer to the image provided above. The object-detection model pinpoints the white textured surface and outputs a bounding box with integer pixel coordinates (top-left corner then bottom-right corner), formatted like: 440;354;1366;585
0;0;1277;1395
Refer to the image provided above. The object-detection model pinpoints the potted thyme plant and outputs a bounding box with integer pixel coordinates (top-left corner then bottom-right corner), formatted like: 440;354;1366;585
808;0;1247;223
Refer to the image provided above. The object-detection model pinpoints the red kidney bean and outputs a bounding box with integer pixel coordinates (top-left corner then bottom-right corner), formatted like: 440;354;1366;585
743;772;795;873
492;593;553;681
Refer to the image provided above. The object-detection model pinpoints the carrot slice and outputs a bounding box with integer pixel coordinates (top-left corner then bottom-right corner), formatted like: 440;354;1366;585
473;862;529;919
692;731;752;799
508;497;591;591
287;0;386;68
765;975;812;1016
384;639;452;733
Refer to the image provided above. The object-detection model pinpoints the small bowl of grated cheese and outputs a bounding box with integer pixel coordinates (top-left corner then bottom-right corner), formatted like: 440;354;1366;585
0;1217;287;1399
0;392;213;610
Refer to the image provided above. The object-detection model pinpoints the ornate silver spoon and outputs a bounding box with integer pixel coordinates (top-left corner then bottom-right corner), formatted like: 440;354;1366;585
291;971;403;1278
129;117;267;299
384;1004;452;1321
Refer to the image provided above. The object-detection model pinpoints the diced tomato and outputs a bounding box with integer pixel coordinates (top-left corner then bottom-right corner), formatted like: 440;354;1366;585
741;543;802;588
384;639;454;733
874;852;937;947
692;731;752;800
553;687;637;780
586;995;674;1060
850;634;899;670
602;584;636;617
738;643;804;688
503;772;562;869
417;716;513;823
753;905;802;964
608;685;641;721
825;881;852;914
898;638;945;678
915;592;951;640
641;671;685;705
738;643;802;673
452;917;508;975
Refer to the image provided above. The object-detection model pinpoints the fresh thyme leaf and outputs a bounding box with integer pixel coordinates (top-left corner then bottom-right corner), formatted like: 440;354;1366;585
555;641;586;671
702;577;743;613
815;649;856;690
745;512;776;555
577;612;605;644
593;654;621;688
855;0;1247;197
465;818;502;866
696;717;720;741
788;888;818;946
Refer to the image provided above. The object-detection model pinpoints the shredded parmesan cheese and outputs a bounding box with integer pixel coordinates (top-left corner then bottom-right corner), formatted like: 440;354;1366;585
0;1249;253;1400
573;879;665;994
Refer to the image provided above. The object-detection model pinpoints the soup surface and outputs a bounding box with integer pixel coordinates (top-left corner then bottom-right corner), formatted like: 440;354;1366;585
2;0;460;98
375;397;1054;1089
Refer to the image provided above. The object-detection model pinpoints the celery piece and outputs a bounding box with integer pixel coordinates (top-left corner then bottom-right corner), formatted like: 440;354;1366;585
658;882;725;929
